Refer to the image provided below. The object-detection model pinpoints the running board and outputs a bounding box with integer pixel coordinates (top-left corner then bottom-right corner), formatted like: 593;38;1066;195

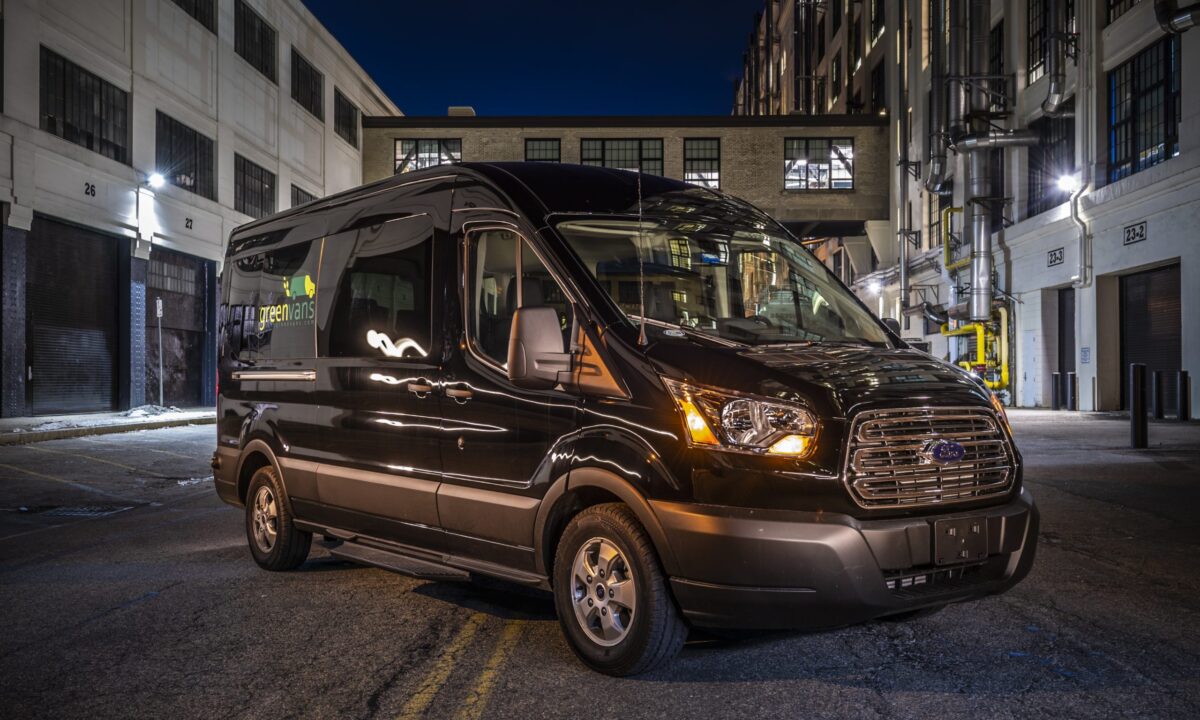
329;542;471;582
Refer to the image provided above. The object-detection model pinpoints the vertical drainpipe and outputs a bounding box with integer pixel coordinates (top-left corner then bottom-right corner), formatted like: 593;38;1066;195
794;0;805;113
924;0;947;193
967;0;993;322
947;0;968;139
898;0;909;312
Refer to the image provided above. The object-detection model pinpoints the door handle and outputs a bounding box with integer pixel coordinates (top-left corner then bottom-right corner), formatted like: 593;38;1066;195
407;381;434;396
445;387;473;402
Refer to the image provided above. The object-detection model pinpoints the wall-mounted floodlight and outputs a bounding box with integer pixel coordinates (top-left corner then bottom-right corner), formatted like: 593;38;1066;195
867;280;882;295
1056;173;1080;194
147;172;165;189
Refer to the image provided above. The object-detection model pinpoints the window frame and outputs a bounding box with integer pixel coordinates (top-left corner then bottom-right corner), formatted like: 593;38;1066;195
784;137;855;191
39;46;131;165
1107;34;1181;184
168;0;216;33
1107;0;1141;25
394;138;462;174
579;138;664;175
333;89;360;148
683;137;721;189
155;110;216;200
461;223;577;376
1027;104;1075;218
524;138;561;162
234;0;277;83
290;47;324;121
291;184;317;207
234;153;277;219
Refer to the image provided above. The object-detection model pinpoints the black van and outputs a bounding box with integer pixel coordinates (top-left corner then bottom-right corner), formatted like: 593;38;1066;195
213;162;1037;676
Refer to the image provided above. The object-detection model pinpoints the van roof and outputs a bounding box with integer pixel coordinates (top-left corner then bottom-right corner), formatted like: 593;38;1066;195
228;162;776;252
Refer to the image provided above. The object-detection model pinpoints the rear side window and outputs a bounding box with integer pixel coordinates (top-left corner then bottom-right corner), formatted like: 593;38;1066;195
320;215;434;359
223;239;320;362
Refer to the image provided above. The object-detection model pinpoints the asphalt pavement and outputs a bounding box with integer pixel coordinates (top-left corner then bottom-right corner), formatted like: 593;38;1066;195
0;412;1198;719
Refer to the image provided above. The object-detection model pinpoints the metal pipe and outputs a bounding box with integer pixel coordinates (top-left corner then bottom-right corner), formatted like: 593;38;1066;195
947;0;968;139
966;0;992;322
924;0;948;193
898;0;909;309
952;129;1040;151
1069;182;1091;287
1041;0;1073;117
1156;0;1200;33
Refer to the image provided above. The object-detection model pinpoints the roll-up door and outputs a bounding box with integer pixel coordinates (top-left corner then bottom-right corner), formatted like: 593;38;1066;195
26;216;120;414
146;248;212;407
1120;264;1182;414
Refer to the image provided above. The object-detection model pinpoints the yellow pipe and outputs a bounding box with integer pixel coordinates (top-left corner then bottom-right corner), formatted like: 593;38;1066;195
939;307;1010;391
941;207;967;271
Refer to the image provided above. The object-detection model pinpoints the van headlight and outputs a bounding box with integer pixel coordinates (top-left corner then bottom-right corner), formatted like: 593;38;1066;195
662;378;817;457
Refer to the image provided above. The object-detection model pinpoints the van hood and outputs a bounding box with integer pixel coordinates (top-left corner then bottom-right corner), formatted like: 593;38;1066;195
644;336;991;418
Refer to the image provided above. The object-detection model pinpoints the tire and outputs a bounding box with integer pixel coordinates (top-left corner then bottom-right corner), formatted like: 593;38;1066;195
245;465;311;571
552;503;687;676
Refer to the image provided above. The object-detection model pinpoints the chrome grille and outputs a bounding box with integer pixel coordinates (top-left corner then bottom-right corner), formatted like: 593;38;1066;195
844;407;1014;508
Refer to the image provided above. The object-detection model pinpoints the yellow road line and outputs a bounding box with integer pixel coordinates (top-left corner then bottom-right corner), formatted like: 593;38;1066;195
455;620;526;720
396;612;489;720
21;444;149;474
79;437;195;460
0;462;128;499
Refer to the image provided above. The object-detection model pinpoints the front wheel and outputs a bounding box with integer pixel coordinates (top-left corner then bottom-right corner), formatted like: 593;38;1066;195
245;466;311;571
553;504;687;676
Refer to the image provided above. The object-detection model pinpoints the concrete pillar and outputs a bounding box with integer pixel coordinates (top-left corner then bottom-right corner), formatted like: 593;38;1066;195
1;211;30;418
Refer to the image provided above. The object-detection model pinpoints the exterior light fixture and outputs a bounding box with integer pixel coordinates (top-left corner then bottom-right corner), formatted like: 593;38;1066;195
867;280;882;295
1056;173;1080;193
147;172;165;189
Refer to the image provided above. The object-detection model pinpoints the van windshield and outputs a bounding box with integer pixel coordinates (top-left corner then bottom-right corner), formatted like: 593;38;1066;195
555;218;890;346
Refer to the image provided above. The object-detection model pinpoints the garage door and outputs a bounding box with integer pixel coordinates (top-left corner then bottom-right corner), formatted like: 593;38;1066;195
1120;264;1182;414
145;247;212;407
26;216;120;414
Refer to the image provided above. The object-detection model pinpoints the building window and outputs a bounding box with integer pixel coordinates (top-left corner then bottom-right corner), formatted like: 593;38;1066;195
168;0;215;33
155;111;214;200
1107;0;1141;24
1028;0;1075;83
683;138;720;189
870;0;885;41
668;238;692;269
831;0;843;33
39;47;130;165
334;89;359;148
1027;102;1075;217
290;48;323;121
831;55;843;101
291;184;317;207
816;80;827;112
524;139;561;162
580;139;663;175
989;21;1006;112
870;61;886;113
851;18;863;71
235;0;277;83
816;17;826;61
784;137;854;190
395;139;461;173
1108;35;1181;183
235;154;276;219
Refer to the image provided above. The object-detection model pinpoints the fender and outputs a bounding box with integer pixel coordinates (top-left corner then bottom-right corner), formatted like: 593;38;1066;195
233;438;285;505
532;466;681;579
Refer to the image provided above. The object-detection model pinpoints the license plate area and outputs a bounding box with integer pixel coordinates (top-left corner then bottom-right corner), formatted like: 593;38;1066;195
933;517;989;566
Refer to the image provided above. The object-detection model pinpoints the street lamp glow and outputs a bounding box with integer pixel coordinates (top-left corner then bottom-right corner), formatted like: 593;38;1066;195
867;280;881;295
1056;173;1080;193
147;172;165;189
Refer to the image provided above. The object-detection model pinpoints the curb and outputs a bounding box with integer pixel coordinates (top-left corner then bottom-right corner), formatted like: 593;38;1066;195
0;416;216;446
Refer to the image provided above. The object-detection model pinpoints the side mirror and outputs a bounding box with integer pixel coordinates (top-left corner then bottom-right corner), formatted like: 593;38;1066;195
882;317;901;336
508;307;572;390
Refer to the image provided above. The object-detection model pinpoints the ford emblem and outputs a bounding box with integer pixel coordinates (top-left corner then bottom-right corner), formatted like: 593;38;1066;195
924;439;966;465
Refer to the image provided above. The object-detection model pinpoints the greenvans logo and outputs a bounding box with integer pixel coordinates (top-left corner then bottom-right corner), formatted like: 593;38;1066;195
259;274;316;331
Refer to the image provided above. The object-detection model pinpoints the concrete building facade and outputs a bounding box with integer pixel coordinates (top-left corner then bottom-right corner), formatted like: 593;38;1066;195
734;0;1199;414
0;0;399;416
361;114;892;283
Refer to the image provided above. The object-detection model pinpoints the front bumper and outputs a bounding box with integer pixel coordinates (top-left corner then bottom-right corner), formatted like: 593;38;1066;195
653;488;1038;629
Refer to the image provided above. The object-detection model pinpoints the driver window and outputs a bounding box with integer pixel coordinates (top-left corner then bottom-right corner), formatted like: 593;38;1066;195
468;230;573;367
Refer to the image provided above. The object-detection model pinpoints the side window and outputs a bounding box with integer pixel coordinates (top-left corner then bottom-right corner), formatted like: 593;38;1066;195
468;230;573;367
223;253;264;363
322;216;434;359
257;241;321;359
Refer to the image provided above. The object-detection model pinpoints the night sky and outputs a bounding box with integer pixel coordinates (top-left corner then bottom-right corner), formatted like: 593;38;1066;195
300;0;766;117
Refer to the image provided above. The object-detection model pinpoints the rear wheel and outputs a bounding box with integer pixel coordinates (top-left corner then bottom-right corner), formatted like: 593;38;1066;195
552;504;686;676
245;465;311;571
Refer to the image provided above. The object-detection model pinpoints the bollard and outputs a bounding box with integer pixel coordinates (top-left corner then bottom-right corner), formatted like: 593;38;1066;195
1066;372;1078;411
1179;370;1192;422
1129;364;1147;448
1051;372;1063;410
1152;370;1165;419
